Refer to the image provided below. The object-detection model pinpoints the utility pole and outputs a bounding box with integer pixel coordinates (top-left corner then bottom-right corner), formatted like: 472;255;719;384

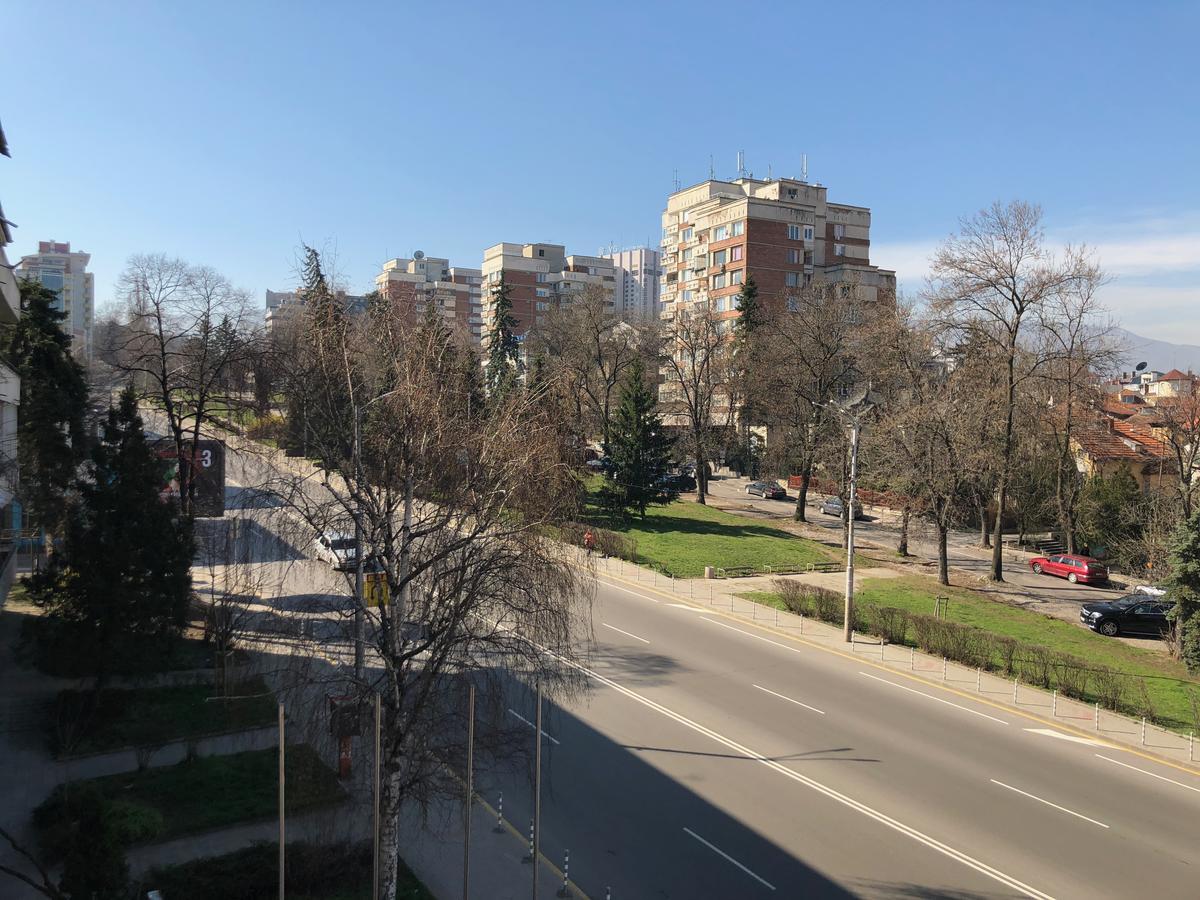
373;692;382;900
463;683;475;900
278;701;285;900
533;682;543;900
353;405;365;681
844;417;860;643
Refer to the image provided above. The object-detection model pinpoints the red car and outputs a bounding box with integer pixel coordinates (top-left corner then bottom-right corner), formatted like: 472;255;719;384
1028;554;1108;585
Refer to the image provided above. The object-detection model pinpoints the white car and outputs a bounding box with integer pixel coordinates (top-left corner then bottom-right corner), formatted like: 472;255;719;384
314;531;358;570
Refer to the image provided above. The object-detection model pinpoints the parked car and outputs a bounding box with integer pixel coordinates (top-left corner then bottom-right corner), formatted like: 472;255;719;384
1028;553;1108;585
818;496;864;519
746;480;787;500
314;531;358;570
657;473;696;492
1080;595;1172;637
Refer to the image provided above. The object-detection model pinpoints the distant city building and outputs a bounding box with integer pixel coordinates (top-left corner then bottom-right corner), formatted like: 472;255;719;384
375;253;484;344
0;119;20;534
659;176;895;323
480;243;616;343
264;288;367;336
15;240;94;358
603;246;661;319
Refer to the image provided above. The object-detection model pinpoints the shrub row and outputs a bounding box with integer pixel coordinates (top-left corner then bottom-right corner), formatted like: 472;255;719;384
562;521;638;563
771;579;1182;726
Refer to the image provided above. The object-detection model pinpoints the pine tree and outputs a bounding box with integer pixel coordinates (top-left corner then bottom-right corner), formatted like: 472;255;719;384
31;386;194;681
1166;507;1200;672
607;358;675;518
733;275;761;335
5;279;89;531
484;276;520;400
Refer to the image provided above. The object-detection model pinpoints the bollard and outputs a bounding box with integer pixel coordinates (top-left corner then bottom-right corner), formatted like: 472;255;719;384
708;583;713;603
557;849;571;897
909;646;915;671
799;613;804;635
494;792;504;833
523;818;534;863
606;889;612;900
851;629;856;649
942;657;947;681
1013;678;1018;705
1190;732;1194;763
976;667;981;692
1095;702;1100;732
1141;717;1147;746
881;638;886;660
1052;689;1058;717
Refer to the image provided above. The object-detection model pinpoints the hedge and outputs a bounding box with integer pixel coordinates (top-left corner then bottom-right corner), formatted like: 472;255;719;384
771;578;1198;730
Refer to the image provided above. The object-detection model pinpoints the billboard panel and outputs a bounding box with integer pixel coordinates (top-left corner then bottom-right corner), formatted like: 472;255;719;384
153;439;226;517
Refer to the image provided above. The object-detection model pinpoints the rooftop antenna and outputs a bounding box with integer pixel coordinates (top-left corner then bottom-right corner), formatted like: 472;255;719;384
768;162;772;180
709;155;715;180
673;168;680;192
802;154;808;183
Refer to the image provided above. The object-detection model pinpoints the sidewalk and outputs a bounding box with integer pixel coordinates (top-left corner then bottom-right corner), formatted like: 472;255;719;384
584;551;1200;773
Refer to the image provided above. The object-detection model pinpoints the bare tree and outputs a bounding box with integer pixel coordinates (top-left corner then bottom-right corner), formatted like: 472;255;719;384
928;201;1102;580
530;286;656;452
1153;380;1200;519
110;254;263;515
660;303;734;503
264;253;589;899
0;826;65;899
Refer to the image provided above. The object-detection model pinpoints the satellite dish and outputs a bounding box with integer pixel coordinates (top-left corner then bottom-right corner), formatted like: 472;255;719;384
1135;361;1147;372
413;250;425;260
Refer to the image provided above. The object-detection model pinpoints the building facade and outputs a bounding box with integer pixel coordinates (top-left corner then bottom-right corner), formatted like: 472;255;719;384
264;288;368;336
0;120;21;538
480;243;616;342
375;254;484;344
14;240;94;358
603;246;661;320
659;177;895;323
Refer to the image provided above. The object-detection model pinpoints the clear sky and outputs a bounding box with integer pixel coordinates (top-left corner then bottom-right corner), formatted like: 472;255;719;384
5;1;1199;343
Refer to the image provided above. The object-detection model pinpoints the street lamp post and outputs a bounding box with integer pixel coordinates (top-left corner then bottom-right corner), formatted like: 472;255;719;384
826;389;876;643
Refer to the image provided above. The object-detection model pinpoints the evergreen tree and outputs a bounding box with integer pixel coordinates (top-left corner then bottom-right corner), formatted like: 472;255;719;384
733;275;762;335
1076;465;1143;559
484;276;520;400
4;279;89;531
1166;507;1200;672
607;358;675;518
30;386;193;681
55;786;130;900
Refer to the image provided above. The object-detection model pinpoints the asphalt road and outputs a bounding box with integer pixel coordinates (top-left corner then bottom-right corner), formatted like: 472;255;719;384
215;445;1199;899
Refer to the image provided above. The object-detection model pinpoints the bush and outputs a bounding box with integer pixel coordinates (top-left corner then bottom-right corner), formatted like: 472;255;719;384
563;521;637;562
247;414;286;444
769;579;843;624
1051;654;1091;700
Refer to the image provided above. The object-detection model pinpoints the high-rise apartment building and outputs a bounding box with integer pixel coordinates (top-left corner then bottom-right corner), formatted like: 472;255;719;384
604;247;661;320
480;243;616;342
264;288;368;336
375;253;484;344
659;177;895;322
15;240;95;358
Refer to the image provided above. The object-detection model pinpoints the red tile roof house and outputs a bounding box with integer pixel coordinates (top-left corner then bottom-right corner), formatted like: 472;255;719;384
1070;416;1176;495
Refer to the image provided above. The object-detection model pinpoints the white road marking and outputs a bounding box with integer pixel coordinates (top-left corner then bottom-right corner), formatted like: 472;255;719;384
700;617;802;654
507;709;560;745
1094;755;1200;795
546;652;1053;899
667;602;704;610
752;684;825;715
858;672;1009;725
990;779;1109;829
1024;728;1102;747
602;582;660;603
602;622;651;644
683;826;777;891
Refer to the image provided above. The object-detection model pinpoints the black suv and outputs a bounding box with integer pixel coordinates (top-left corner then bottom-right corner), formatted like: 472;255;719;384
1080;595;1172;637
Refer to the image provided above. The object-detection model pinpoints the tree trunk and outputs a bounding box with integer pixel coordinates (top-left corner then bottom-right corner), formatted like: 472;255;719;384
990;477;1007;581
937;521;949;585
694;432;706;505
898;505;910;557
977;496;991;549
379;767;403;900
794;472;809;522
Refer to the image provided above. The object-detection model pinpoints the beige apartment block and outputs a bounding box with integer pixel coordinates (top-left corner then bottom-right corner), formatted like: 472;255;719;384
480;242;616;344
15;240;94;358
659;176;895;325
376;253;484;344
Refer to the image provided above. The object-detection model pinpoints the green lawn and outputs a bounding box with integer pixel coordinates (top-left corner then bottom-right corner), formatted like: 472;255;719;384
147;840;433;900
55;679;279;755
35;745;344;859
743;575;1200;731
585;493;837;578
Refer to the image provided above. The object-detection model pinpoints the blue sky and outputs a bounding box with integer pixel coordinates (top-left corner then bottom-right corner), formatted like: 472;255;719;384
5;1;1199;343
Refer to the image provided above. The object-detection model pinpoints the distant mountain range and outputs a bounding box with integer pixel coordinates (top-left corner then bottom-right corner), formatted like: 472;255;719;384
1113;328;1200;375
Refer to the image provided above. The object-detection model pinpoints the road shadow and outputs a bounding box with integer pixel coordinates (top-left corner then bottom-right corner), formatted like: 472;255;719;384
225;486;286;510
194;517;307;566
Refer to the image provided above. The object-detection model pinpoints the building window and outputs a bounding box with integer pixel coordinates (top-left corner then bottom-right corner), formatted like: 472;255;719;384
834;223;845;240
683;248;693;261
536;302;550;311
682;228;693;241
712;249;727;266
712;224;729;242
835;244;846;257
538;248;545;257
536;273;548;283
732;221;744;236
730;269;744;285
805;250;814;265
787;248;800;264
788;224;802;241
711;273;726;290
536;288;549;297
785;272;800;287
682;290;693;302
804;225;814;241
